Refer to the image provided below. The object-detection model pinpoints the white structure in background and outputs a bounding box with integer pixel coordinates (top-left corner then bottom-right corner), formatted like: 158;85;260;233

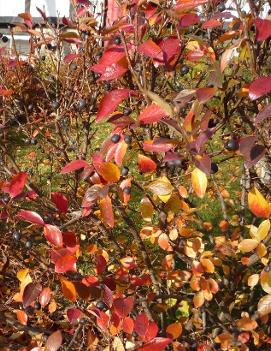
0;0;104;55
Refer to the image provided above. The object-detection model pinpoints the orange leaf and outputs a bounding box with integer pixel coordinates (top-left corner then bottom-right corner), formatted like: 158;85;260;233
99;195;114;228
138;155;157;173
96;162;120;183
248;187;271;218
260;269;271;294
193;291;205;307
166;322;182;339
16;310;28;325
158;233;170;250
60;277;77;302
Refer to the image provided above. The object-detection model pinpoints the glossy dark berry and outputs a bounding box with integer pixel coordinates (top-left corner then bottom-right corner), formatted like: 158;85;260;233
25;240;32;249
208;118;217;128
114;36;121;45
46;43;53;50
70;63;77;70
174;159;183;168
123;107;132;115
30;138;37;145
34;301;41;310
51;100;60;110
104;82;111;91
123;187;131;194
27;104;34;112
211;162;219;174
13;231;21;240
111;134;121;143
224;139;239;151
166;160;175;168
207;83;214;88
218;3;226;12
180;64;189;75
1;194;9;203
96;301;107;311
77;99;86;111
121;166;129;176
124;135;132;144
2;35;8;43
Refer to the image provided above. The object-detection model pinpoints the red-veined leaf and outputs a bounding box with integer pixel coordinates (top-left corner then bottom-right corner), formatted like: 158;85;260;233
138;337;171;351
97;89;132;121
99;195;114;227
138;155;157;173
46;330;63;351
17;209;44;226
55;255;77;273
22;282;42;308
139;103;169;124
6;172;28;198
39;287;52;307
51;192;68;213
44;224;63;247
113;297;134;318
61;159;89;174
255;18;271;41
249;76;271;100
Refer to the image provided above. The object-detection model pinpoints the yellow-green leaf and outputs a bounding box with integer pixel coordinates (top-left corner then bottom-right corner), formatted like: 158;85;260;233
191;167;207;198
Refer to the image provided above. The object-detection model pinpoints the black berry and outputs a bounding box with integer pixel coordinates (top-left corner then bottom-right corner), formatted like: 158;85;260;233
208;119;217;128
180;64;189;75
34;301;41;310
224;139;239;151
13;231;21;240
124;135;132;144
114;36;121;45
77;99;86;111
174;159;183;168
123;107;132;116
121;166;129;176
166;160;175;168
211;162;219;174
25;240;32;249
96;301;107;311
207;83;214;88
218;3;226;12
70;63;77;70
51;100;60;110
123;187;131;194
104;82;111;91
27;104;34;112
30;138;37;145
2;36;8;43
111;134;121;143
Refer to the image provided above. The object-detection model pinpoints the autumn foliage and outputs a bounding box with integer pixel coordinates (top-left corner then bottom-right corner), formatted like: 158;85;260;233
1;0;271;350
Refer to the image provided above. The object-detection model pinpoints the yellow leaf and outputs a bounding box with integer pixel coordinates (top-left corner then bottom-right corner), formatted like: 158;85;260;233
147;176;174;196
238;239;259;253
191;168;207;198
236;316;258;331
248;187;271;218
257;294;271;316
256;220;270;242
96;162;120;183
247;274;259;289
260;269;271;294
193;291;205;308
140;197;154;222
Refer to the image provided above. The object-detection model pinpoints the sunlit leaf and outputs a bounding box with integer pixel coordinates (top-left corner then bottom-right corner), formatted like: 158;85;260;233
46;330;63;351
260;269;271;294
238;239;259;253
138;155;157;173
248;187;271;218
60;277;77;302
191;167;207;198
257;294;271;316
166;322;182;339
99;195;114;228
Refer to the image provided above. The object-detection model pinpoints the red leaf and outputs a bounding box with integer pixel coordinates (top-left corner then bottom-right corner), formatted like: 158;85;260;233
39;287;52;307
139;104;169;124
36;6;47;19
0;89;14;96
255;18;271;41
103;284;113;307
179;13;200;27
67;308;84;323
17;209;44;226
123;316;134;334
255;104;271;125
96;310;110;331
96;255;107;274
138;155;157;173
82;275;99;287
99;195;114;228
202;19;222;29
143;138;175;153
156;36;181;68
175;0;208;11
113;297;134;317
196;87;216;103
61;159;89;174
97;89;132;121
138;338;171;351
44;224;63;247
55;255;77;273
114;140;128;166
46;330;63;351
62;231;77;247
6;172;28;198
145;321;159;342
51;192;68;213
249;76;271;100
139;39;163;60
23;283;42;308
134;313;149;338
